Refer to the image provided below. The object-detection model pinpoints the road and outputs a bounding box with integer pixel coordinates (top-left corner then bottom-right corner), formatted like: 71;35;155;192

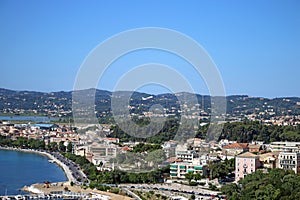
120;188;142;200
119;183;226;200
49;151;88;183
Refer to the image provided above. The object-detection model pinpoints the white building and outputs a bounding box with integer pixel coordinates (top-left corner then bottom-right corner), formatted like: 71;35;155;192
176;150;198;163
170;162;208;179
278;152;300;174
270;141;300;152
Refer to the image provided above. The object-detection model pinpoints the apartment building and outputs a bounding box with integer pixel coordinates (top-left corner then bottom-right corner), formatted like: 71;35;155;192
278;152;300;174
176;150;198;163
170;162;208;179
270;142;300;152
235;152;260;182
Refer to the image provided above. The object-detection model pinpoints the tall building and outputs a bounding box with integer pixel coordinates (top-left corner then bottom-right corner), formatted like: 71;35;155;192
278;152;300;174
235;152;260;182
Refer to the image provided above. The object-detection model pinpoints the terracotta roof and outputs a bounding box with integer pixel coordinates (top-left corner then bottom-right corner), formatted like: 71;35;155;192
237;152;258;158
248;144;261;148
121;146;130;151
107;138;118;140
167;157;183;163
223;143;248;149
259;152;279;159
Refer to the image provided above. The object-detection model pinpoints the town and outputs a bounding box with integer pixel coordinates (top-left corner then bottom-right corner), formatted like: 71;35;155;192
1;118;300;199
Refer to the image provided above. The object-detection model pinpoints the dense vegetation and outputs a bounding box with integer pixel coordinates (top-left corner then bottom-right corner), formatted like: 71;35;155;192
0;135;46;149
0;135;72;152
63;152;169;187
221;169;300;200
109;117;180;144
110;120;300;144
218;121;300;143
210;158;235;180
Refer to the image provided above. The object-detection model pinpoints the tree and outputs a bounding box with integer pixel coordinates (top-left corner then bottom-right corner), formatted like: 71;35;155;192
67;142;73;152
210;159;235;180
59;141;66;152
194;173;201;181
189;194;195;200
185;172;194;183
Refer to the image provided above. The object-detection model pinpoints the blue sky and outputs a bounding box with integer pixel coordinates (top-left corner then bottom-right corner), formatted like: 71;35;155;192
0;0;299;98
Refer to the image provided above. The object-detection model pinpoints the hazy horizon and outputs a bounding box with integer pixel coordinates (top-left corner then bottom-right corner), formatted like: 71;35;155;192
2;87;300;99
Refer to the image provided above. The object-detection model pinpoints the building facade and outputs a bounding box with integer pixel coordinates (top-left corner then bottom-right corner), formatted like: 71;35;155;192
176;150;198;163
270;142;300;152
223;143;249;157
170;162;208;179
278;152;300;174
235;152;260;182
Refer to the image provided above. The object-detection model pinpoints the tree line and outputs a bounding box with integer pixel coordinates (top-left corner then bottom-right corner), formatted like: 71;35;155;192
0;135;45;149
0;135;74;153
109;119;300;144
221;168;300;200
218;120;300;143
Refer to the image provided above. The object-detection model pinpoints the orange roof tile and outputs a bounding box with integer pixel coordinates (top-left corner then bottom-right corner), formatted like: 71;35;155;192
237;152;258;158
223;143;248;149
167;157;183;163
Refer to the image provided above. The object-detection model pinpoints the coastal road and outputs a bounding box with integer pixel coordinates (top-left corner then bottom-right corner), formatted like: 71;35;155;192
49;151;88;183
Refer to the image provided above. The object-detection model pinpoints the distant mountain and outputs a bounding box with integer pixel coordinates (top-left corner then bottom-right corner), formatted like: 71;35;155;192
0;88;299;119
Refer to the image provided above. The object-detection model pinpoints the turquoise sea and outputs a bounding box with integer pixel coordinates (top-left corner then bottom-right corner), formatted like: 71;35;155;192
0;149;67;195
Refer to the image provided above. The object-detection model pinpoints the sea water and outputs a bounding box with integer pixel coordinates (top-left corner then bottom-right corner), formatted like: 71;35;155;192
0;149;67;195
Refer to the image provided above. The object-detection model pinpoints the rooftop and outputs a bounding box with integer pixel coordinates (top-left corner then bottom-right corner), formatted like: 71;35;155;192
237;152;258;158
223;143;248;149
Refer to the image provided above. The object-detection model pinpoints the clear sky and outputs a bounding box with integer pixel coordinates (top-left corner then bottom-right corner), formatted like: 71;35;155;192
0;0;299;98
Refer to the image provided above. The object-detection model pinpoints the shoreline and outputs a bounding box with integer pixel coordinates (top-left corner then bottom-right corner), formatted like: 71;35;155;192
0;147;134;199
0;146;75;183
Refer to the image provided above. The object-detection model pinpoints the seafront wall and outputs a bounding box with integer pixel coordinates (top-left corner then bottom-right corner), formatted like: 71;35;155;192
0;146;75;183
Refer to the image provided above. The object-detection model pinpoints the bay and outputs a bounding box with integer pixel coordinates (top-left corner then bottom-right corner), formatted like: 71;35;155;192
0;149;67;195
